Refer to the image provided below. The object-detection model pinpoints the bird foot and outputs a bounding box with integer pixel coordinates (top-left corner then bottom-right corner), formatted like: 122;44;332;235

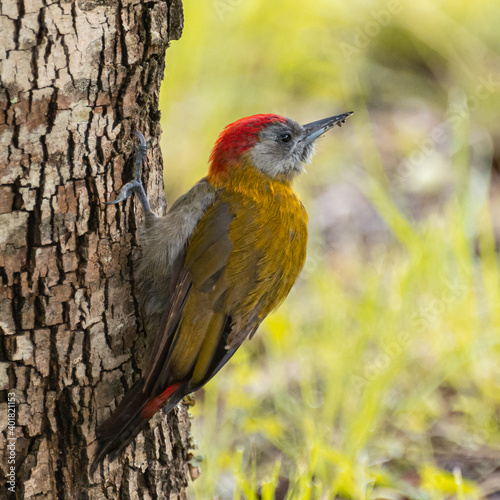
107;131;151;213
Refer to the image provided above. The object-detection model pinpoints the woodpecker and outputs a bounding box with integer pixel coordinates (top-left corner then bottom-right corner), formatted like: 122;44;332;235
91;112;353;473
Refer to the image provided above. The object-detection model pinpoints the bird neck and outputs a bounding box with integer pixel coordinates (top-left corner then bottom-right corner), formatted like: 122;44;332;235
208;160;294;196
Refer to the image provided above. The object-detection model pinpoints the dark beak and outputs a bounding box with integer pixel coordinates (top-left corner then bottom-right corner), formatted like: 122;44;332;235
301;112;353;145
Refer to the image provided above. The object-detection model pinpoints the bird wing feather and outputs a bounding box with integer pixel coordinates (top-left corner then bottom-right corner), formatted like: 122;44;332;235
143;200;235;397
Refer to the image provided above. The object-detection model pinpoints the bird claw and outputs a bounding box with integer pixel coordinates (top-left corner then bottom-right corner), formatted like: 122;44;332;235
106;132;152;213
106;179;143;205
132;132;147;177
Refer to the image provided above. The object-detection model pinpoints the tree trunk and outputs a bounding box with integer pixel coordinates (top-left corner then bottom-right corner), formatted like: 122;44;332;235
0;0;190;497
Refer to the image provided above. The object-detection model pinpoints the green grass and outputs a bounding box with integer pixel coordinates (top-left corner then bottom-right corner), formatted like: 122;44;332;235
158;0;500;497
186;211;499;499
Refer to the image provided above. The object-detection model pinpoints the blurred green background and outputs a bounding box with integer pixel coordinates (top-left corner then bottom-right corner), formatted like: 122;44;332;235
159;0;500;498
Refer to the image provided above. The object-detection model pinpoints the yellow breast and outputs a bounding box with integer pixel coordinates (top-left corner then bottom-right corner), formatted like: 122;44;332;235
212;164;308;322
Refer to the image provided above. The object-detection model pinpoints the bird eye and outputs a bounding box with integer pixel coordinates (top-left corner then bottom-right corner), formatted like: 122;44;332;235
279;133;292;144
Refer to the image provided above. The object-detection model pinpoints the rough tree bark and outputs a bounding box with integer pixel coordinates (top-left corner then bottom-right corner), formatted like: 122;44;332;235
0;0;192;498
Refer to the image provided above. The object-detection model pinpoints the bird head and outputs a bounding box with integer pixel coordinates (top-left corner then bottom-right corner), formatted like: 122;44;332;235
209;112;353;182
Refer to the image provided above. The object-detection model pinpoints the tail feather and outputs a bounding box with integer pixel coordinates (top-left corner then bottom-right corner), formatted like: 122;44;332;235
91;379;149;475
90;379;186;475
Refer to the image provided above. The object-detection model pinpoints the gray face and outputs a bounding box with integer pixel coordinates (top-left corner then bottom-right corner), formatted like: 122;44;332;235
248;118;316;180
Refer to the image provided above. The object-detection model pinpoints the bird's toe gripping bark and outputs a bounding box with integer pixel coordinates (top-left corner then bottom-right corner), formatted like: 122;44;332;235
107;131;152;214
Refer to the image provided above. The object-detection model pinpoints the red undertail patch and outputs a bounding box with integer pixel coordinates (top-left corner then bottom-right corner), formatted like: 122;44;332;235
141;383;182;419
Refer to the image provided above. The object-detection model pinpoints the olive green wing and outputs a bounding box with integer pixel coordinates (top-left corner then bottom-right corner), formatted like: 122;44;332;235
143;199;237;396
